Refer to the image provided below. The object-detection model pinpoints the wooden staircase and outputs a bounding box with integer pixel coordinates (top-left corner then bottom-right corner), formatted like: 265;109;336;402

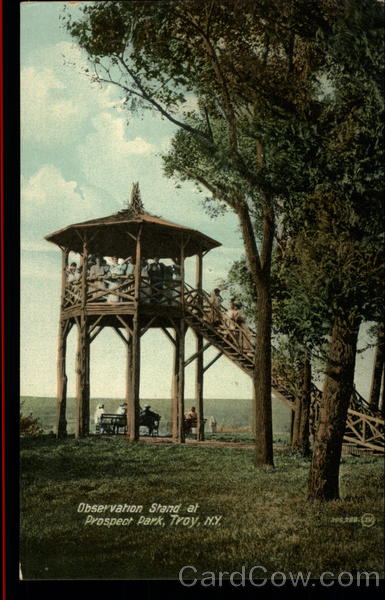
183;286;384;454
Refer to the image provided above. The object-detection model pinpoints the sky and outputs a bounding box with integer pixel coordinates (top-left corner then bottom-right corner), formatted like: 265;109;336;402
20;1;376;401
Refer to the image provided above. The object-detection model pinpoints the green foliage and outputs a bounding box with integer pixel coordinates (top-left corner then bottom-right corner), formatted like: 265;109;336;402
20;412;44;437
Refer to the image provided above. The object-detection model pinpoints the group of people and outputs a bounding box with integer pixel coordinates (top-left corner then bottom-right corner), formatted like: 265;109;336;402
66;255;134;303
208;289;251;346
93;402;158;429
66;255;181;304
94;401;161;436
94;402;216;435
66;257;252;352
141;257;181;304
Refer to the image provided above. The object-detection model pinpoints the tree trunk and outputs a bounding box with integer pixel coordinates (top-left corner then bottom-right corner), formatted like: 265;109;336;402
177;319;186;444
252;278;274;467
56;320;69;438
235;202;274;468
289;409;295;445
308;313;360;501
75;317;90;439
298;355;311;457
369;324;384;410
380;362;385;419
291;395;302;449
172;329;180;440
291;355;311;455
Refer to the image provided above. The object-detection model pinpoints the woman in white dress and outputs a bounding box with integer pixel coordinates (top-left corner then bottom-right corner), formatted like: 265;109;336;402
106;256;128;302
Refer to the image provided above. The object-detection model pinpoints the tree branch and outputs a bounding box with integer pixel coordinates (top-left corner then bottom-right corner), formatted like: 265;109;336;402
117;55;211;143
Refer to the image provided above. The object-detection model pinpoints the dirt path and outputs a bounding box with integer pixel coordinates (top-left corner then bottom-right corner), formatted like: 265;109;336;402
137;436;288;451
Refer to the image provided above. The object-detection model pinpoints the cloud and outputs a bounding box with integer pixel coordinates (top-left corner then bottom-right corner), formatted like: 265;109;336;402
21;42;122;145
21;66;87;145
21;260;60;282
21;165;113;244
77;112;155;197
21;241;57;253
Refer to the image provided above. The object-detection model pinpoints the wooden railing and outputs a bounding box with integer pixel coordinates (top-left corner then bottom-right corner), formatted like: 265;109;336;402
344;409;385;452
184;284;256;356
63;275;183;308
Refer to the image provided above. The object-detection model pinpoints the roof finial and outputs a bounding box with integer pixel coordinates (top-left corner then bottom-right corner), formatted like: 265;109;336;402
130;182;144;215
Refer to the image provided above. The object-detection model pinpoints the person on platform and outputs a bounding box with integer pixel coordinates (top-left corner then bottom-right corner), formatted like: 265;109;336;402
66;261;81;302
208;288;223;324
140;259;150;302
121;256;134;299
106;256;129;302
170;258;181;305
124;256;134;276
88;256;109;301
67;262;80;283
227;301;251;351
148;257;165;302
163;264;174;304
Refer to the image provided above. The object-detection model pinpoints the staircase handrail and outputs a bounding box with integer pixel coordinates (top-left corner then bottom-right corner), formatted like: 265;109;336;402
183;283;256;352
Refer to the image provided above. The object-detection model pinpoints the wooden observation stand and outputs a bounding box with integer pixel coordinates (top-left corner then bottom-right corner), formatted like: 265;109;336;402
46;184;223;442
46;184;385;453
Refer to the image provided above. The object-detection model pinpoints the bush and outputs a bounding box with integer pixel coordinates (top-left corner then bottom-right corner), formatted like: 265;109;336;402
20;413;44;437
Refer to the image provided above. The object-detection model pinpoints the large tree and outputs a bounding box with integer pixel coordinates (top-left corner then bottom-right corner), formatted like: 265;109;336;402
163;0;385;497
281;0;385;499
66;1;384;492
66;0;334;467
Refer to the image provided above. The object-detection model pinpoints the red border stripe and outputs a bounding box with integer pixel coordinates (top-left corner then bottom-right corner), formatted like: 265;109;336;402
0;0;6;595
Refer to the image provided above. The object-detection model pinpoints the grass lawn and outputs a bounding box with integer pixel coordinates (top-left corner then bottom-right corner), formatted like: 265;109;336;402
20;435;384;580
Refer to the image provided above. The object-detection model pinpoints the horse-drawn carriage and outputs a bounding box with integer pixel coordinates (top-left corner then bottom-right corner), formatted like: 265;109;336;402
96;408;161;437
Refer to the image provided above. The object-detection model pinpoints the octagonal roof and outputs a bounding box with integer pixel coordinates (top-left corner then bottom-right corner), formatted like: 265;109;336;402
45;204;221;259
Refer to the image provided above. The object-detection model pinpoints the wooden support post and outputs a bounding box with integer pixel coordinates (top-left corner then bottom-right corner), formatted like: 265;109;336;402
177;319;186;443
195;252;204;440
180;235;185;309
172;329;180;440
195;332;204;441
56;322;69;438
56;249;69;438
75;241;90;438
130;227;142;441
75;318;90;438
126;336;133;419
203;351;223;373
